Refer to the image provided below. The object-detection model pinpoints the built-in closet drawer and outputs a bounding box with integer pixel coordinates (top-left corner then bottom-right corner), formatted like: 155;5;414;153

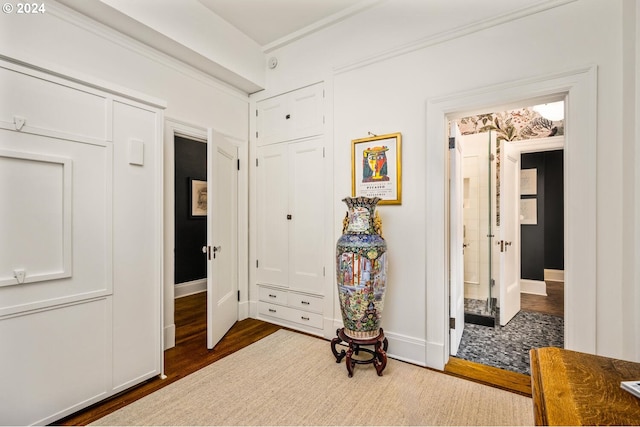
258;300;287;320
288;309;323;329
288;293;323;314
258;286;288;306
257;301;323;329
257;284;324;331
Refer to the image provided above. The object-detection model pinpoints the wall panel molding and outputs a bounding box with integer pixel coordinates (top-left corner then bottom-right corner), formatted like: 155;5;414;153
0;150;72;287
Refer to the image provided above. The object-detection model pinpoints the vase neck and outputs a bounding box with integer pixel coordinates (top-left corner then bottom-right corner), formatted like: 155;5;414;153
343;197;380;234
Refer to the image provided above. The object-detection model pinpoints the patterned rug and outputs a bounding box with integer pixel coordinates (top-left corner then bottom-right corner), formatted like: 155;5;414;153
455;310;564;375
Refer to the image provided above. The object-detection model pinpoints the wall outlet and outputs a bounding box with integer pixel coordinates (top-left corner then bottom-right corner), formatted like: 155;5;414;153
14;269;26;284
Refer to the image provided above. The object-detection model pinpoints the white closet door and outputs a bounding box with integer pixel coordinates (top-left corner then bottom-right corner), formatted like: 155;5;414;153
288;138;325;294
256;95;288;146
256;144;289;286
256;83;324;146
288;83;324;141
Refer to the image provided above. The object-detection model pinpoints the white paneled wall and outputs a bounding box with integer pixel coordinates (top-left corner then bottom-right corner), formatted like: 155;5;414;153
0;58;164;425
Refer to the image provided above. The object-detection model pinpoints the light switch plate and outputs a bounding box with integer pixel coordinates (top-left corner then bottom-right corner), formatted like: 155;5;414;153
129;139;144;166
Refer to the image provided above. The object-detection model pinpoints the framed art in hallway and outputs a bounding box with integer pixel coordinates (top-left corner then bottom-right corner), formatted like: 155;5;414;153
189;178;207;218
351;132;402;205
520;198;537;225
520;168;537;195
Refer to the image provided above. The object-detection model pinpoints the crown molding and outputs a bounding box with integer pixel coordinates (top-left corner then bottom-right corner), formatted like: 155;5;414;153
334;0;577;75
262;0;384;54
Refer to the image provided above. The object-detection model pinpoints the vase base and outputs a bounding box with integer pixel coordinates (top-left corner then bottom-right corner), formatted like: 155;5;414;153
330;328;388;377
343;328;380;339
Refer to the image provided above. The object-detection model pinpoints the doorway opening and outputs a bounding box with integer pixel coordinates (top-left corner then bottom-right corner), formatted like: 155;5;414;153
171;131;209;357
164;120;242;355
448;101;565;375
427;66;596;373
174;134;208;299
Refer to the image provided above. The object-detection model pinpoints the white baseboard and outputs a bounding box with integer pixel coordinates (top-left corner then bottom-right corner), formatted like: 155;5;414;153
238;300;249;320
329;318;428;367
385;330;427;367
521;279;547;296
426;340;445;371
544;269;565;282
175;279;206;298
164;323;175;350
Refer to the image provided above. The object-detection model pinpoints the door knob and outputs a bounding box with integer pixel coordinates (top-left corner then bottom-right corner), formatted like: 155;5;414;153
212;246;221;259
496;240;512;252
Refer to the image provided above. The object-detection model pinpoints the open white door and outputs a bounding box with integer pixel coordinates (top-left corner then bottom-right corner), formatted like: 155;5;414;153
449;122;465;355
206;129;239;349
498;141;520;326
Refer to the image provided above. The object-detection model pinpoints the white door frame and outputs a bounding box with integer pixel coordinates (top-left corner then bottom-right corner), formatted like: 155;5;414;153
163;118;250;351
426;66;597;370
163;118;207;350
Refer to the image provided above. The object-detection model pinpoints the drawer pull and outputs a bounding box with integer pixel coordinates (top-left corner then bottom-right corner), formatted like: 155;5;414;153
269;308;277;313
301;300;310;305
268;294;277;298
301;316;310;321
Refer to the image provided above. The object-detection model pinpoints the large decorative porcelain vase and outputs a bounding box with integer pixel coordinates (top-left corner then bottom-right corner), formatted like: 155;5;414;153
336;197;388;339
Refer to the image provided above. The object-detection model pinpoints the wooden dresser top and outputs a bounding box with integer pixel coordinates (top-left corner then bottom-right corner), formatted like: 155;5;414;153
530;347;640;425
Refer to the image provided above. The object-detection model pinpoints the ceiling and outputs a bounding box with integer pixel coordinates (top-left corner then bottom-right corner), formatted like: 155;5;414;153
196;0;367;48
52;0;553;93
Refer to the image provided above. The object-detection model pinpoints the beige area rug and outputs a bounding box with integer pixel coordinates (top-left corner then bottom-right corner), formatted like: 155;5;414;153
92;330;533;426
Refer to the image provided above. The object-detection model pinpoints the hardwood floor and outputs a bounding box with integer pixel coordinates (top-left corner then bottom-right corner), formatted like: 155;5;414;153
55;291;535;425
521;281;564;317
54;293;281;426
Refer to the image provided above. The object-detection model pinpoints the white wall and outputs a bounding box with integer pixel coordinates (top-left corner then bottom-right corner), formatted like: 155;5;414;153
259;0;638;363
0;0;251;350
